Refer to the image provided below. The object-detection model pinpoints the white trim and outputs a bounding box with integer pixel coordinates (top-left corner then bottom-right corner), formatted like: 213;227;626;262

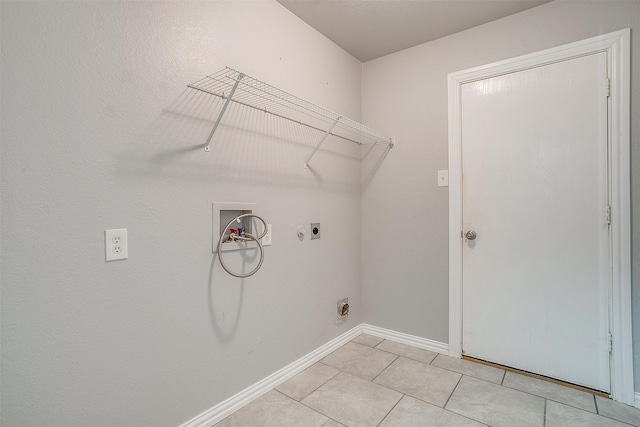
635;392;640;409
447;29;633;405
179;325;364;427
606;29;634;407
362;324;449;354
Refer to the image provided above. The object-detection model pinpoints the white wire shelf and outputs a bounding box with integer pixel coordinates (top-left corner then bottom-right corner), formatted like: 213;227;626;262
187;67;395;167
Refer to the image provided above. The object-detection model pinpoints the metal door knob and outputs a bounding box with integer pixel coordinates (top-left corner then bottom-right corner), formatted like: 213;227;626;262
465;230;477;240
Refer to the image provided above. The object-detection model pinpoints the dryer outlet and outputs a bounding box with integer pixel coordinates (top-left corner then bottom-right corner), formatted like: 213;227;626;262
311;223;320;240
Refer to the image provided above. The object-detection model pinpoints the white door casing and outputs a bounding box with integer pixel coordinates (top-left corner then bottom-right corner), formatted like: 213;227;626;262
448;29;633;403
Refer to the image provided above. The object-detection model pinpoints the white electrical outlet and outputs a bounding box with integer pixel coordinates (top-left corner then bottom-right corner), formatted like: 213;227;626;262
262;224;272;246
105;228;128;261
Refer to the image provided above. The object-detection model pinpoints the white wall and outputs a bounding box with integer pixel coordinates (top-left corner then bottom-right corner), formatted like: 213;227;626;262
0;2;364;426
362;0;640;387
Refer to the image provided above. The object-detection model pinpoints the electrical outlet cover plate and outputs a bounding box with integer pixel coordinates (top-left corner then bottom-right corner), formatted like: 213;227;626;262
105;228;128;261
262;224;272;246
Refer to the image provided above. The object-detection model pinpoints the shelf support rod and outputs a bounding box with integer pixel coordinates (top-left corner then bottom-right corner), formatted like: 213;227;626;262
304;117;341;168
203;73;245;152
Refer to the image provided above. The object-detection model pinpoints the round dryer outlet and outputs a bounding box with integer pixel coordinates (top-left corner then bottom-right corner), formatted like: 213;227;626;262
311;223;320;240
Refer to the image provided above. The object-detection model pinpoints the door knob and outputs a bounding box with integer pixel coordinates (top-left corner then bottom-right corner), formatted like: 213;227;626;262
465;230;477;240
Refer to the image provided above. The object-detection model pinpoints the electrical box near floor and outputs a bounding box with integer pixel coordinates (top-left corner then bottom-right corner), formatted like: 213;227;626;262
213;202;260;253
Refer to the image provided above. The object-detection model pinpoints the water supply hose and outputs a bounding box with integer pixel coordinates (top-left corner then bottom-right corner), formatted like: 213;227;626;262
217;213;267;278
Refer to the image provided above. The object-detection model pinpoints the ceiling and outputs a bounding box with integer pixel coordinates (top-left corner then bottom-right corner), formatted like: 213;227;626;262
277;0;551;62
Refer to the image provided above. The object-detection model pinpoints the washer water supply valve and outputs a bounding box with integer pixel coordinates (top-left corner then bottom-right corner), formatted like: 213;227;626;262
227;228;247;242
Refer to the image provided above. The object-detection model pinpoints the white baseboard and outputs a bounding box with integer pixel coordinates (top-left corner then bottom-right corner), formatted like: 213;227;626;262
179;324;364;427
362;324;449;354
179;323;448;427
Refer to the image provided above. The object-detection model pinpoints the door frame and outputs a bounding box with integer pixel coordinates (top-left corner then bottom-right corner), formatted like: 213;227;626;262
447;29;633;404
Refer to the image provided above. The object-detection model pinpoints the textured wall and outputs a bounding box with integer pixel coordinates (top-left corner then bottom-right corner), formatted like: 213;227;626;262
362;0;640;386
0;2;363;425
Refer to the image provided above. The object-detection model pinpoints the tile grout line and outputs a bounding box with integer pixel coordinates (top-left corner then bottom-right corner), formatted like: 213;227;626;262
312;338;402;425
374;393;405;427
430;353;440;366
428;353;438;365
595;412;638;426
272;389;332;424
301;339;403;427
492;364;601;416
362;341;615;424
442;373;465;409
282;352;349;426
363;342;455;425
441;376;551;427
591;394;640;427
294;389;338;425
373;339;439;366
216;335;640;427
422;360;505;387
370;354;399;384
393;391;493;427
463;355;609;397
491;377;637;427
587;395;638;426
492;379;601;415
285;362;341;403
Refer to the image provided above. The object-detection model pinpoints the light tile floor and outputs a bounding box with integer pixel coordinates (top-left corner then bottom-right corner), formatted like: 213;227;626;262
215;334;640;427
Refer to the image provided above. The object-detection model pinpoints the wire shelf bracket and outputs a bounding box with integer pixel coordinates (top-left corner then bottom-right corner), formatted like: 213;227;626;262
304;117;340;168
187;67;395;166
201;72;245;152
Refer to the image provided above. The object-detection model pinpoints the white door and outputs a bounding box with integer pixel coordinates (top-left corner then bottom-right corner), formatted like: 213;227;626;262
461;52;610;392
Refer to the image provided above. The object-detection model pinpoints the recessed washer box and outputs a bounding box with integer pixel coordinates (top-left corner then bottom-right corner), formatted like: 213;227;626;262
212;202;258;253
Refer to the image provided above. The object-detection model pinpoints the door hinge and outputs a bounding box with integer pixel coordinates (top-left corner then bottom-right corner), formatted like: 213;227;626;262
606;205;611;225
606;78;611;98
607;332;613;353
